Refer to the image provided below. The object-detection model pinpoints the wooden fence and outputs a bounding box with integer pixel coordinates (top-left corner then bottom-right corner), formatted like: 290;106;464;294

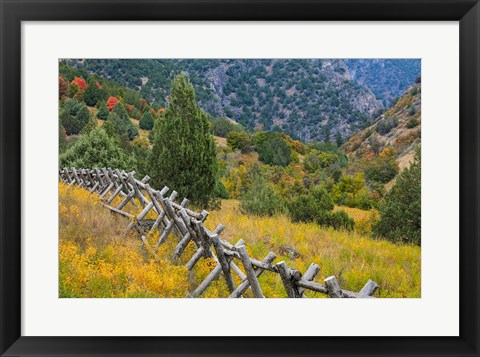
59;167;380;298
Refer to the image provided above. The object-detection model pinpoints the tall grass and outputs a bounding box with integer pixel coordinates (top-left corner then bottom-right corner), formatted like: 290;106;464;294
59;184;420;298
206;200;420;298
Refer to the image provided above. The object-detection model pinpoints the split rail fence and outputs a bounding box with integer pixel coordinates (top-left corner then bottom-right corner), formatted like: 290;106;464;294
59;167;380;298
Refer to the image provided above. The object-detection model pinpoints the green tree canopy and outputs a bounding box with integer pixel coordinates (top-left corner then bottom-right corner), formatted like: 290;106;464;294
256;132;292;167
211;117;245;137
374;148;421;245
84;80;105;106
226;131;252;153
139;111;154;130
60;102;91;135
59;127;135;170
149;73;218;207
108;102;138;140
97;101;109;120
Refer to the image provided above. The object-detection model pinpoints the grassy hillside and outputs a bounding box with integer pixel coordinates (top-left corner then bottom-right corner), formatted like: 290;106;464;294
342;83;421;171
59;183;421;298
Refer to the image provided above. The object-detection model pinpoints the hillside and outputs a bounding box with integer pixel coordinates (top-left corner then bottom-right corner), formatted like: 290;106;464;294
59;182;421;298
65;59;419;141
342;83;421;171
344;59;421;107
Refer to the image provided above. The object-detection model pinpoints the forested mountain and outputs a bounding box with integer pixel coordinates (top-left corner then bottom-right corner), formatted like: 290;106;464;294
344;59;421;107
66;59;419;142
342;82;421;171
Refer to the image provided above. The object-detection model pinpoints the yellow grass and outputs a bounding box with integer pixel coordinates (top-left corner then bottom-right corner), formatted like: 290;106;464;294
59;183;188;298
214;136;227;148
59;184;421;298
206;200;420;298
131;118;150;140
333;205;380;236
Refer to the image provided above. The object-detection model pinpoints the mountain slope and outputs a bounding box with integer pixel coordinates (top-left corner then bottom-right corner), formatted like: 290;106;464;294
344;59;421;107
66;59;390;141
342;83;421;170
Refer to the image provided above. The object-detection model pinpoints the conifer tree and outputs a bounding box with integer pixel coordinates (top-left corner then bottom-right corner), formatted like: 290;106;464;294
60;103;91;135
374;147;421;245
75;105;92;131
149;73;218;207
139;111;154;130
97;101;109;120
110;102;138;140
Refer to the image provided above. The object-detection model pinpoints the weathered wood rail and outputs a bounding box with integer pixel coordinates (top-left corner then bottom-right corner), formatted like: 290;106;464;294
59;167;380;298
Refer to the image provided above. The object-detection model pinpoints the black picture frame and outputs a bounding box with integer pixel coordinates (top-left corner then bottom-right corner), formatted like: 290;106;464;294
1;0;479;356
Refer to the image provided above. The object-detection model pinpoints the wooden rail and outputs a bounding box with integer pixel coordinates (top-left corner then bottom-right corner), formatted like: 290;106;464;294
59;167;380;298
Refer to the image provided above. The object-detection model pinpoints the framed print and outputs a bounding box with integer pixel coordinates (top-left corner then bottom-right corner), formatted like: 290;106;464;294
1;0;479;356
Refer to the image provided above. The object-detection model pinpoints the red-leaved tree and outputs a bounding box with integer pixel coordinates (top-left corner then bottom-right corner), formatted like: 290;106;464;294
71;77;88;91
106;96;120;111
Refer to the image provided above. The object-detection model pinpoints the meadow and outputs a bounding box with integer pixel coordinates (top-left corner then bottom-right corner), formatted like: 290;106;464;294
59;182;421;298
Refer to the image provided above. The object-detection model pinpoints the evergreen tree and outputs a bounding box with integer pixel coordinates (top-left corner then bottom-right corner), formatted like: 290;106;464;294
59;127;135;170
60;103;91;135
75;105;92;129
84;80;104;106
335;132;343;147
256;133;291;167
149;73;218;207
97;101;109;120
109;102;138;140
139;111;154;130
374;147;421;245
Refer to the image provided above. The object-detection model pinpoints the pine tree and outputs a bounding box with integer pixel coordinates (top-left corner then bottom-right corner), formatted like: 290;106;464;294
374;147;421;245
84;80;105;106
60;103;91;135
75;105;92;130
110;102;138;140
139;111;154;130
149;73;218;207
97;101;109;120
335;132;343;147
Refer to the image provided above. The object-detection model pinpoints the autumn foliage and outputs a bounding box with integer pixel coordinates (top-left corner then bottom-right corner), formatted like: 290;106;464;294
106;96;120;111
71;77;88;91
59;76;68;100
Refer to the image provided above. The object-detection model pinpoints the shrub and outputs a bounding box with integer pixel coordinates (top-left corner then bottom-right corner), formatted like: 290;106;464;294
331;173;367;207
408;105;416;116
316;210;354;231
226;131;252;153
374;148;421;245
215;181;230;199
303;149;339;173
406;118;419;128
376;116;398;135
211;117;244;137
289;195;318;223
59;127;135;170
256;133;292;167
289;186;334;222
240;180;286;216
364;157;399;184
